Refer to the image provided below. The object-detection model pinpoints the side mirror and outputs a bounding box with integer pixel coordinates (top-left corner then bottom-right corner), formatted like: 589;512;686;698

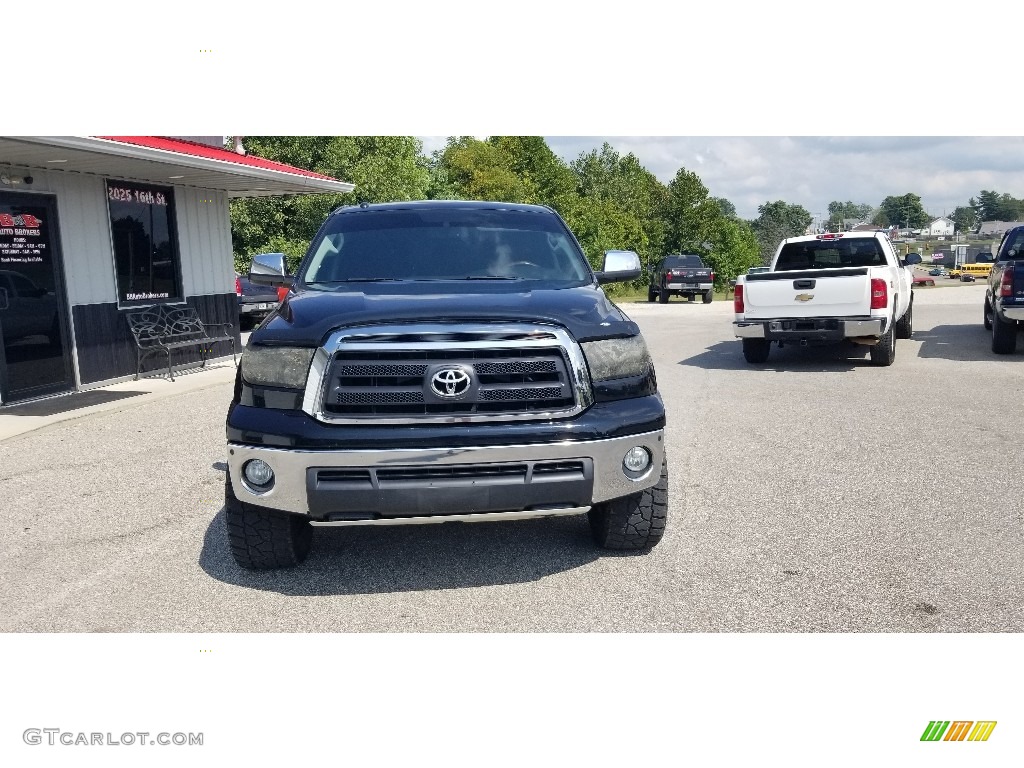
904;253;922;266
596;249;642;285
249;253;291;287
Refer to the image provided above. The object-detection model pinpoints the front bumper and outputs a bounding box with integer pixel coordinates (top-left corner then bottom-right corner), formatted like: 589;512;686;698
227;429;665;521
733;317;885;340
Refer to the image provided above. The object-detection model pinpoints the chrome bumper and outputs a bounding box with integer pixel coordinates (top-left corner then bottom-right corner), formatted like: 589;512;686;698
1001;306;1024;322
667;282;713;290
227;430;665;518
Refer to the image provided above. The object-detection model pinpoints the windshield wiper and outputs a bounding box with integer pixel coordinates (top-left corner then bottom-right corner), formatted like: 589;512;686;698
462;275;522;280
311;278;400;283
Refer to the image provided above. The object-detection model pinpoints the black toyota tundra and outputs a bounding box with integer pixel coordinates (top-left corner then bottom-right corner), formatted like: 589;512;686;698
225;201;668;569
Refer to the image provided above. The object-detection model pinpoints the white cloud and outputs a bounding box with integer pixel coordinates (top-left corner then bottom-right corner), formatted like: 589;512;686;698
539;137;1024;220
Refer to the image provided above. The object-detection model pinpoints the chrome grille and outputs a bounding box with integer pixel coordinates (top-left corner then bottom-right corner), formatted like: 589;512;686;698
309;323;593;424
325;348;573;417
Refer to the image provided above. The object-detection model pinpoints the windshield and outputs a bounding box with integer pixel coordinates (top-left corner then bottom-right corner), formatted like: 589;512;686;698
776;238;885;270
301;208;592;287
662;255;705;269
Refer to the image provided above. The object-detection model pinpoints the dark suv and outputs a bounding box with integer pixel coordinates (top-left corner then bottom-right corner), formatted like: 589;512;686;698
649;254;714;303
984;225;1024;354
225;201;669;569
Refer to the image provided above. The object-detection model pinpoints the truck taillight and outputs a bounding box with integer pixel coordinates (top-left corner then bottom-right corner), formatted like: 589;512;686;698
734;284;744;313
1000;264;1014;296
235;276;242;296
710;271;715;282
870;278;887;309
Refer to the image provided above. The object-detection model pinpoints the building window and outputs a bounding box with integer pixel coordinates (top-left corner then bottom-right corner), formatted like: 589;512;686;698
106;181;182;304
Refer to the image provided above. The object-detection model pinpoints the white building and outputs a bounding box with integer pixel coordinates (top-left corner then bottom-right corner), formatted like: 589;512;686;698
0;136;353;405
922;217;955;237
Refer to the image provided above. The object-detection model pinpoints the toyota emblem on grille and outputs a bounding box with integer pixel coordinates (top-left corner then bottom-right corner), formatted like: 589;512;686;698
430;367;472;398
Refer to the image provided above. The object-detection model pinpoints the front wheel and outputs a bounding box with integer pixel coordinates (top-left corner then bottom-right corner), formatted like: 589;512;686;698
658;288;669;304
225;475;313;569
983;300;993;330
647;287;657;303
702;290;713;304
588;458;668;551
869;322;896;366
742;338;771;364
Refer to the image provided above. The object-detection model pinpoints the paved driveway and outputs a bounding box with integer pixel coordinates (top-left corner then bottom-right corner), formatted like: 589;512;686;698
1;284;1021;631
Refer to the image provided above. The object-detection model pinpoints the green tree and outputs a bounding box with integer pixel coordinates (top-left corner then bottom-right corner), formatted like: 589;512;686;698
826;200;873;230
430;137;535;202
663;168;720;254
752;201;813;264
570;143;669;272
228;136;430;271
951;202;980;233
997;193;1024;221
491;136;578;214
711;197;737;218
702;216;761;284
878;193;929;230
975;190;1001;221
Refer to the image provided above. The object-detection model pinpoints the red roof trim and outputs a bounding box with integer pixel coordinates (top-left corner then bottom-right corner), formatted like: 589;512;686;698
95;136;340;182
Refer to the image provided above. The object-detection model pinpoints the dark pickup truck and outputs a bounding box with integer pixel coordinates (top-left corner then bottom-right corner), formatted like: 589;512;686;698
225;201;668;569
648;253;715;304
984;225;1024;354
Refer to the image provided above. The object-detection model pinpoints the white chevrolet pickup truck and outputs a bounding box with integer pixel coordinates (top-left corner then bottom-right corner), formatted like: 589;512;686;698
733;232;922;366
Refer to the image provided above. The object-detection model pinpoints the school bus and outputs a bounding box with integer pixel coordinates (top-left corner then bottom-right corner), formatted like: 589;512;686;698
961;263;993;279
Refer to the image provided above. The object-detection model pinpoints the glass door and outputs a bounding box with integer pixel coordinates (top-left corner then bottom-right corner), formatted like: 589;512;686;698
0;192;74;403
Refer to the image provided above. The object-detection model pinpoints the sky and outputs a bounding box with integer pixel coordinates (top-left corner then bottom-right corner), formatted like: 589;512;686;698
19;4;1019;231
420;136;1024;225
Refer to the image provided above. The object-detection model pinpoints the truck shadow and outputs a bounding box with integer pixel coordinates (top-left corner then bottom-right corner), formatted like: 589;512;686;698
913;324;1023;362
198;508;608;595
678;339;872;372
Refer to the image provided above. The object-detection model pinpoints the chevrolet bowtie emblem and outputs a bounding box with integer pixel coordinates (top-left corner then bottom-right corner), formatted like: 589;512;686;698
795;293;814;302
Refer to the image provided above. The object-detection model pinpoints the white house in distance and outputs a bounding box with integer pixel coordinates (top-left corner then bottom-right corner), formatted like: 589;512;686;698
0;136;353;406
922;217;954;237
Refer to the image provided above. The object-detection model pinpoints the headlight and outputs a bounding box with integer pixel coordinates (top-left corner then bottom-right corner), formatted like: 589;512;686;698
581;335;653;381
240;345;315;389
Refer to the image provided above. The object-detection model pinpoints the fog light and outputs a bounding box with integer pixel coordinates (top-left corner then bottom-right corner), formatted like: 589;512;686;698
243;459;274;488
623;446;651;474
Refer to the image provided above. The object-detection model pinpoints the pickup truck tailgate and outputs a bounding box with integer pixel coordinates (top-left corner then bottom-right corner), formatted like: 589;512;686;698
743;268;871;319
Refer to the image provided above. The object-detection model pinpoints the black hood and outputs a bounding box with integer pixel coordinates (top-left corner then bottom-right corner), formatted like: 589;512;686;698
251;282;638;345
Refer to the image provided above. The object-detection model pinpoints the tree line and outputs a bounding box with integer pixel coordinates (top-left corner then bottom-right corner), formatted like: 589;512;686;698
228;137;1023;289
229;136;789;291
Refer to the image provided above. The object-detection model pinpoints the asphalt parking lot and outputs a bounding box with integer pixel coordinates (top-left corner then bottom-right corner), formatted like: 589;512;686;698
0;284;1021;632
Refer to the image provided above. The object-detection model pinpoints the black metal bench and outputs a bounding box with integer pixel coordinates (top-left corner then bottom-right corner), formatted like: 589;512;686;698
126;304;236;382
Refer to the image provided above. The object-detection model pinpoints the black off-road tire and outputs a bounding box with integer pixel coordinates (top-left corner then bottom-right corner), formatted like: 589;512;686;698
983;299;993;330
742;338;771;364
225;475;312;569
647;287;657;303
895;299;913;339
991;311;1018;354
658;288;669;304
869;322;896;366
588;458;668;551
702;290;713;304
